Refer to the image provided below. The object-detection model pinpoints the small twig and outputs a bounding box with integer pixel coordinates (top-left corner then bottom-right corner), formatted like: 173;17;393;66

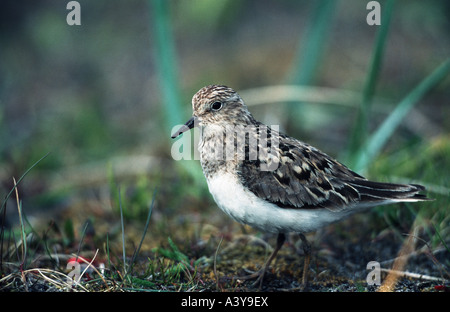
379;225;419;292
31;268;89;291
380;268;448;282
74;249;107;286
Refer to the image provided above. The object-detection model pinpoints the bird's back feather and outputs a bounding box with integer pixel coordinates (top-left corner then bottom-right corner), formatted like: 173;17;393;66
238;122;430;211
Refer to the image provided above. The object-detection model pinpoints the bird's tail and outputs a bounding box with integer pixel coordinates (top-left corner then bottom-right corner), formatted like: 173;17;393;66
345;179;432;203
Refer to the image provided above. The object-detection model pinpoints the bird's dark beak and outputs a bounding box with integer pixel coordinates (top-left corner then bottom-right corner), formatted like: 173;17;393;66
171;116;198;139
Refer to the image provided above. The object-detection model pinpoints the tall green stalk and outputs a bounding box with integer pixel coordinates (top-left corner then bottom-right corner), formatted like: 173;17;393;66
347;0;395;166
289;0;337;85
353;58;450;172
287;0;337;131
150;0;183;134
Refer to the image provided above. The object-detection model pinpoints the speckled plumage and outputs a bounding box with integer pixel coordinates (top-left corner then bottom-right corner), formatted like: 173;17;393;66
173;85;428;212
171;84;431;288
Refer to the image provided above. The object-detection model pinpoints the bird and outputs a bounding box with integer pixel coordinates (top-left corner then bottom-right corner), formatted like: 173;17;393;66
171;84;431;289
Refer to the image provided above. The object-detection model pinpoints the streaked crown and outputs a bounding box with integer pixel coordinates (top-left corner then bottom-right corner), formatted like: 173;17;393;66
192;85;255;126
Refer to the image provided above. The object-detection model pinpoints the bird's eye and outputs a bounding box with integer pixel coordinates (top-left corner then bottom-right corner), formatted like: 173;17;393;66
211;101;223;111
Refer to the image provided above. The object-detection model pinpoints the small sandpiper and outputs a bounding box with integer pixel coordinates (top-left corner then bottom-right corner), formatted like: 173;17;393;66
171;84;431;289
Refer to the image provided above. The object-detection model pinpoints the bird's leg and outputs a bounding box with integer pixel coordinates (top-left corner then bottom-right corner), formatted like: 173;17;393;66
299;233;311;290
238;233;286;289
252;233;286;288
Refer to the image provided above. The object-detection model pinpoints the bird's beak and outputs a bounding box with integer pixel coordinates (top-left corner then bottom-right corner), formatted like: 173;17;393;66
171;116;198;139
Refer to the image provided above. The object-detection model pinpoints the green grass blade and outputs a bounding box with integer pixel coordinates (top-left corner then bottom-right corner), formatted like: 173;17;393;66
17;199;27;269
353;58;450;172
150;0;184;134
288;0;337;85
1;152;50;216
126;187;157;277
75;221;90;261
106;232;111;273
347;0;395;163
167;237;189;263
286;0;337;130
433;224;449;253
118;186;127;275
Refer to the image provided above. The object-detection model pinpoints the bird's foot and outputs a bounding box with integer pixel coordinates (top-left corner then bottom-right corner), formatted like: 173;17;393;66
235;268;268;289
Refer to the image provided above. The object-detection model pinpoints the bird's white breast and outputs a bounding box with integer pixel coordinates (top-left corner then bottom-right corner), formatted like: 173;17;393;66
206;171;352;234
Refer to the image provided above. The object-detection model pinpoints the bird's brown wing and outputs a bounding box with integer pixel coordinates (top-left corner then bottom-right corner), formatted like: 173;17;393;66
238;129;428;211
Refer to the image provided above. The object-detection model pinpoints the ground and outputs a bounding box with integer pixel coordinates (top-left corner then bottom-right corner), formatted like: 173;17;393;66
2;189;447;292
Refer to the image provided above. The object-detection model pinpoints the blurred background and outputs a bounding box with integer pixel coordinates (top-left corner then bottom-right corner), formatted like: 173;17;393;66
0;0;449;290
